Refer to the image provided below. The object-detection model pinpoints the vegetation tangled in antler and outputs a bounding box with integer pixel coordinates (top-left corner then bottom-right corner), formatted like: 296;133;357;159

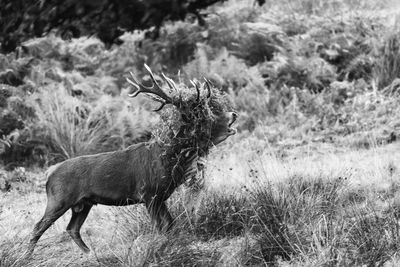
127;65;234;186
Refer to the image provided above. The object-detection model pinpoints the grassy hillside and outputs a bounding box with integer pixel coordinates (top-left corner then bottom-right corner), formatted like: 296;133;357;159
2;0;400;266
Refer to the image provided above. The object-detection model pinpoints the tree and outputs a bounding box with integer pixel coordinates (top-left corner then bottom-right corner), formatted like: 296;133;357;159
0;0;225;53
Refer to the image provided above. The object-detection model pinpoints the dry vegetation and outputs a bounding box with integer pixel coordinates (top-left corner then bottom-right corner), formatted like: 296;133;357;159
2;0;400;266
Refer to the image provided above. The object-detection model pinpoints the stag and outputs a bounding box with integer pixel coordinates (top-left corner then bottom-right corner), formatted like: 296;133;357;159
28;65;237;254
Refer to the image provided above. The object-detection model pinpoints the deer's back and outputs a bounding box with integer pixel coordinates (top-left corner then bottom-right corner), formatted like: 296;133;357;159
45;142;169;205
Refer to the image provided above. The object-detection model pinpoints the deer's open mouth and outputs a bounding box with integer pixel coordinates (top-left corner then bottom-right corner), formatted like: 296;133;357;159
212;112;238;145
227;112;238;135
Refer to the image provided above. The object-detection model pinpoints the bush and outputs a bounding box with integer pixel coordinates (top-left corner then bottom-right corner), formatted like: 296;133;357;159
373;30;400;90
249;175;346;263
0;167;40;192
32;86;153;160
194;193;252;240
345;207;400;266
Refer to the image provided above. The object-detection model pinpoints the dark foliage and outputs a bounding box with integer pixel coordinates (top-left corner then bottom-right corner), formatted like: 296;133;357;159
0;0;227;53
0;85;25;137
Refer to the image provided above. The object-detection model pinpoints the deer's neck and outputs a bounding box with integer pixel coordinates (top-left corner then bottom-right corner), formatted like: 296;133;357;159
161;137;210;189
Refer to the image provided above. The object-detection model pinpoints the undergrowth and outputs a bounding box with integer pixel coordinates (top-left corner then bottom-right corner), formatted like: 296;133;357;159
92;172;400;266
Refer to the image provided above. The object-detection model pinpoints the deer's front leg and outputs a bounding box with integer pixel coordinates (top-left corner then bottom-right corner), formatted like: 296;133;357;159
145;199;173;232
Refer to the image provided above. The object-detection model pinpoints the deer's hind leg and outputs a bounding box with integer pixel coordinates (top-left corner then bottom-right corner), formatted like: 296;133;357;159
28;199;70;255
66;203;92;253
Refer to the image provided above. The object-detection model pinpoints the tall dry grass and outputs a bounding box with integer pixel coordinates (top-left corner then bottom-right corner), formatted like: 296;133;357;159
31;86;154;161
374;29;400;90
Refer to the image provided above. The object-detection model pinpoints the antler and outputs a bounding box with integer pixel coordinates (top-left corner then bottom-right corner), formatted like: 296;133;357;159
190;80;201;102
127;64;174;111
190;79;213;103
127;65;213;110
204;78;212;99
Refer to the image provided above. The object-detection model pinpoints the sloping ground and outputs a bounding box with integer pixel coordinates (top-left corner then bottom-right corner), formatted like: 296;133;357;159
2;141;400;266
206;138;400;191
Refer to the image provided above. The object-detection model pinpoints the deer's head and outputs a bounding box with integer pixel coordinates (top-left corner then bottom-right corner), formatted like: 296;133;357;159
127;65;237;149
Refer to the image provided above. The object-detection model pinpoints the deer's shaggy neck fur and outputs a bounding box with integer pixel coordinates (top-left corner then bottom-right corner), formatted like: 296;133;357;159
156;98;220;194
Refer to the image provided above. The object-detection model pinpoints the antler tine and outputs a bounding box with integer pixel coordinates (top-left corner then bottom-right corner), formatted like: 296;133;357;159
127;72;142;97
190;80;201;102
153;102;167;111
161;73;177;91
143;64;172;101
195;80;201;102
204;78;212;99
144;64;160;87
126;65;174;111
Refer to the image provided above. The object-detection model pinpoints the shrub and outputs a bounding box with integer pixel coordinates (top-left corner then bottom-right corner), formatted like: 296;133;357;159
373;30;400;90
31;86;153;161
344;207;400;266
194;193;252;240
0;85;27;137
0;167;38;193
249;175;347;264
